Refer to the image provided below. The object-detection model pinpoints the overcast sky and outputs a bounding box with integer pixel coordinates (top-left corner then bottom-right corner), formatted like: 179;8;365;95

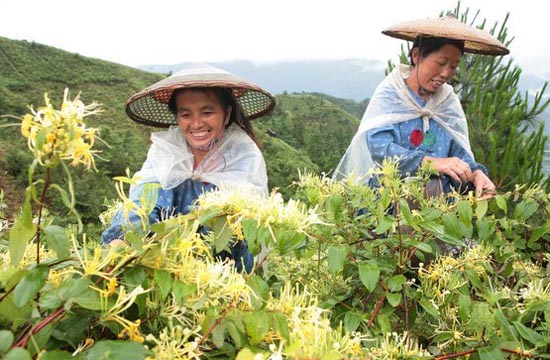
1;0;549;75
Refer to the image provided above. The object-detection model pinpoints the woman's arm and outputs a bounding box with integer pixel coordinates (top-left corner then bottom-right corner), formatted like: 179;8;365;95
100;184;173;245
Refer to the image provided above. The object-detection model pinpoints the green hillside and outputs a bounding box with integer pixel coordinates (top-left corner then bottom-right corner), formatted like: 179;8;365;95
0;36;362;230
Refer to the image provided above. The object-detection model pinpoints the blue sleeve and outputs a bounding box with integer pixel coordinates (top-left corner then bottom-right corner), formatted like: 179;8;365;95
101;184;174;244
449;141;489;175
367;126;427;177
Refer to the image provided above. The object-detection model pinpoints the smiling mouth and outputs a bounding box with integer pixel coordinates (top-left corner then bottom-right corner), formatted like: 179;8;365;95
432;79;444;87
191;130;211;139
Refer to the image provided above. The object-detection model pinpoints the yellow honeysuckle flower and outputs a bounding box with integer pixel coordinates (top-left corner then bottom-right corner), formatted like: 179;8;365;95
20;88;102;170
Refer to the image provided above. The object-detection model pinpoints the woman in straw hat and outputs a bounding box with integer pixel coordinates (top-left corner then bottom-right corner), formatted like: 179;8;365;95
101;63;275;272
334;16;508;198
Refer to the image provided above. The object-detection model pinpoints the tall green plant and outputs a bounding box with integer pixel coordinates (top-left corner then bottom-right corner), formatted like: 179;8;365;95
451;5;550;190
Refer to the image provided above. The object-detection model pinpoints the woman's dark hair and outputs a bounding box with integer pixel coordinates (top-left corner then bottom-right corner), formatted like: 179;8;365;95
168;87;259;146
408;36;465;66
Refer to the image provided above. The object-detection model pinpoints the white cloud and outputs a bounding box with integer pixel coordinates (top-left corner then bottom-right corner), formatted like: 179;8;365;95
0;0;548;72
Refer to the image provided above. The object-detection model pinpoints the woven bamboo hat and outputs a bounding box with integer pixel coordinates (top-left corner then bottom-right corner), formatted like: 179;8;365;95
382;16;509;56
126;63;276;127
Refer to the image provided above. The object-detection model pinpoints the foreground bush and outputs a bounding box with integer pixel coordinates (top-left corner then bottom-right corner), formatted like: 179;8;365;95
1;90;550;359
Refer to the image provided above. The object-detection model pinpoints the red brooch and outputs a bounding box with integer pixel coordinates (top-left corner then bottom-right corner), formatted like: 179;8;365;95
410;129;424;147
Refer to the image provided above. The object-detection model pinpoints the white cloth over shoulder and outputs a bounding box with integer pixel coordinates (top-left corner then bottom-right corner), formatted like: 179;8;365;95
333;64;473;184
134;123;268;195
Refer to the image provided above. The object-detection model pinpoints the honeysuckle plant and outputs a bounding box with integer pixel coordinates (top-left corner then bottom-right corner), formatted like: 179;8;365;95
9;88;102;268
2;90;550;359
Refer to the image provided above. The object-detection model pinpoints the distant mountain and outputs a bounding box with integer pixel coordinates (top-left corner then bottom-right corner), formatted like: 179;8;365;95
138;60;385;102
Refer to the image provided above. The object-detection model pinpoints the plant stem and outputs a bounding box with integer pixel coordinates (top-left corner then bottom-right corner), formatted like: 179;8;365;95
367;291;387;327
197;302;234;346
36;168;51;264
13;307;65;348
502;348;535;358
436;349;477;360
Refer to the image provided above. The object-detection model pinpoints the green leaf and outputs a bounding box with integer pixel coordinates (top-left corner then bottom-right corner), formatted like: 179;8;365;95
458;294;471;322
198;208;219;224
236;348;257;360
211;217;233;253
343;311;363;332
464;269;483;289
328;194;344;222
528;223;550;247
226;318;246;348
39;277;91;310
495;195;508;213
13;265;49;308
457;200;473;225
35;350;74;360
513;321;544;346
172;281;196;304
241;218;259;254
327;244;349;274
244;311;269;345
419;299;439;318
376;312;392;333
475;199;488;218
269;312;289;341
82;340;152;359
442;213;462;239
74;287;103;311
476;219;494;242
398;198;417;230
477;345;503;360
211;320;227;348
411;241;432;253
247;275;270;310
387;274;407;292
35;128;47;151
375;215;394;234
0;330;14;355
276;228;306;255
124;266;146;288
386;292;402;307
51;310;93;348
154;269;172;301
9;194;36;266
3;347;32;360
358;263;379;292
44;225;70;259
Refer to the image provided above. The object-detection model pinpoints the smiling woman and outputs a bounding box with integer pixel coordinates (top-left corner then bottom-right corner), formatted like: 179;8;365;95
101;63;276;272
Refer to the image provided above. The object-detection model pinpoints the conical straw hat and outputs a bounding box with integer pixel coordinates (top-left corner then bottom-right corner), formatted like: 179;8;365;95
126;63;276;127
382;16;509;56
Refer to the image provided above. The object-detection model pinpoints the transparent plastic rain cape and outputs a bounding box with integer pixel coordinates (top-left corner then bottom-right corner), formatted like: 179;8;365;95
333;64;474;184
133;123;268;195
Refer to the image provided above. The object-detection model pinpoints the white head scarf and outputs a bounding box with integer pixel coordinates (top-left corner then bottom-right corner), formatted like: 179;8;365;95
134;123;268;195
333;64;473;184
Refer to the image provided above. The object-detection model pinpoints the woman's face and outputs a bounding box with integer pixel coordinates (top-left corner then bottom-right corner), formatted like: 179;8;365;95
175;89;231;155
411;43;462;94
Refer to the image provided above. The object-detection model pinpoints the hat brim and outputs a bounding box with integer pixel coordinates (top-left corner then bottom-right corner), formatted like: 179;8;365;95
382;16;509;56
126;66;276;127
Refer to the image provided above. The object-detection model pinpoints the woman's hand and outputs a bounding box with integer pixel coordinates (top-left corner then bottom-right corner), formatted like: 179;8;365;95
470;169;496;199
109;239;127;247
422;156;472;184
